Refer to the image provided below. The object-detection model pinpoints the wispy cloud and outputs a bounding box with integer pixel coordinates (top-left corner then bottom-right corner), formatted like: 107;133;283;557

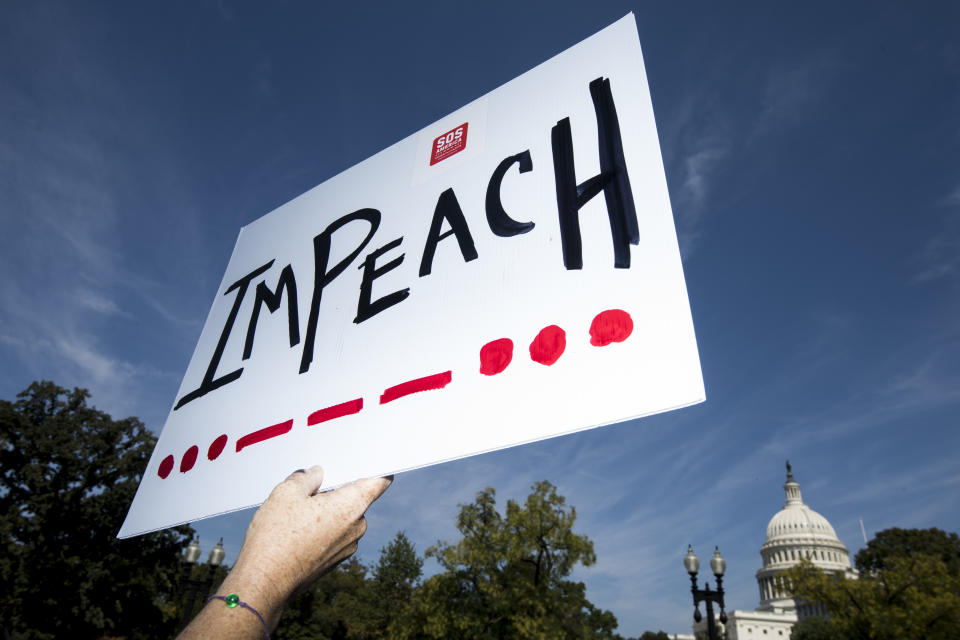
213;0;235;22
827;456;960;509
882;346;960;407
0;10;201;423
660;90;732;258
749;47;846;140
0;275;176;418
675;144;727;255
254;57;274;98
911;187;960;283
663;44;846;259
75;288;129;317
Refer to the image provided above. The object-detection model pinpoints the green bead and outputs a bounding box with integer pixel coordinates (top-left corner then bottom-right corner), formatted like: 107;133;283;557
225;593;240;608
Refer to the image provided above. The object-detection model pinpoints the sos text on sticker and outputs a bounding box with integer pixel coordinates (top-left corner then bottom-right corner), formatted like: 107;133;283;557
430;123;469;165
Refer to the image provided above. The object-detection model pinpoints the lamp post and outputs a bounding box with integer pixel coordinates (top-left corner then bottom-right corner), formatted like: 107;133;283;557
684;545;728;640
178;537;226;631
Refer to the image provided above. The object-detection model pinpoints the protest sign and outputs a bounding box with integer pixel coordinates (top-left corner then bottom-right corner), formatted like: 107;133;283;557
119;14;704;538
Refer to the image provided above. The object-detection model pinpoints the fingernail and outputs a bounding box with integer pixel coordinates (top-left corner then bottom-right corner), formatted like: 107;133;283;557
293;468;306;474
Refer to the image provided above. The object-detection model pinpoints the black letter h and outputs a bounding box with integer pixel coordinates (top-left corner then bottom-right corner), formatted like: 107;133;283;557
551;77;639;270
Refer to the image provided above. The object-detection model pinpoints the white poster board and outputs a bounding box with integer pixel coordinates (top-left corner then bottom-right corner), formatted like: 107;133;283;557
120;14;704;538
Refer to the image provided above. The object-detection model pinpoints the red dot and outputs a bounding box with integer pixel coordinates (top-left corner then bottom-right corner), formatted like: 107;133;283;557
589;309;634;346
158;455;174;479
480;338;514;375
207;434;228;461
529;325;566;365
179;445;199;473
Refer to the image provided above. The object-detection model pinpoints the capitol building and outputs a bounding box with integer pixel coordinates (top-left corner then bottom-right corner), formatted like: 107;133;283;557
693;463;858;640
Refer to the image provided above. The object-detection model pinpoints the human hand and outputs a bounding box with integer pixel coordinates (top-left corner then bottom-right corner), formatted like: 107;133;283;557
217;467;392;627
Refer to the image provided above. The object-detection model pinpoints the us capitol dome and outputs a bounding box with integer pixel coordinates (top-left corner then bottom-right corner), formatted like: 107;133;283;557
755;461;857;616
708;462;859;640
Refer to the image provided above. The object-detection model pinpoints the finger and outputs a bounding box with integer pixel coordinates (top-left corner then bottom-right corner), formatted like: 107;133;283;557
329;475;392;512
284;465;325;495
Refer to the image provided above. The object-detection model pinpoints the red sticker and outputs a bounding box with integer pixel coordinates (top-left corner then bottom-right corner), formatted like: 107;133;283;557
430;123;468;165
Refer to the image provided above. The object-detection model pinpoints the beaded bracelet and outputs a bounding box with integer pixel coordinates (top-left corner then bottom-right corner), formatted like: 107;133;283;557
208;593;271;639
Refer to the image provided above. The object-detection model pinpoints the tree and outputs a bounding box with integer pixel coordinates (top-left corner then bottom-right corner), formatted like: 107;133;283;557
363;531;422;637
275;556;370;640
783;552;960;639
789;616;833;640
631;632;671;640
0;381;194;639
855;527;960;575
275;533;424;640
393;481;621;639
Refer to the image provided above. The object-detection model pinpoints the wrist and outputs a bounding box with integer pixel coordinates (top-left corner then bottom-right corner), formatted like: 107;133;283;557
217;559;295;629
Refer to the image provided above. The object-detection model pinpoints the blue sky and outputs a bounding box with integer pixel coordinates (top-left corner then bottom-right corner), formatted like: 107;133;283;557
2;1;958;635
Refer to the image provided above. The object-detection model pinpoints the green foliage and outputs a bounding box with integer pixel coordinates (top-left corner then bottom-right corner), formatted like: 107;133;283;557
626;632;671;640
855;527;960;575
275;532;423;640
365;531;423;636
790;616;834;640
275;557;370;640
393;481;621;640
0;381;194;639
784;537;960;640
278;485;620;639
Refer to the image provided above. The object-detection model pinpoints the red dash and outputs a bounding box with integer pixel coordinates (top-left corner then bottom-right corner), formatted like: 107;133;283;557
308;398;364;426
236;419;294;453
158;454;174;479
529;325;566;365
590;309;634;346
380;371;452;404
207;434;228;461
480;338;513;375
180;445;199;473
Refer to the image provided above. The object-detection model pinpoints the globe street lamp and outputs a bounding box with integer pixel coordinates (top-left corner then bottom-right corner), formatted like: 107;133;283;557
684;545;728;640
179;537;226;631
